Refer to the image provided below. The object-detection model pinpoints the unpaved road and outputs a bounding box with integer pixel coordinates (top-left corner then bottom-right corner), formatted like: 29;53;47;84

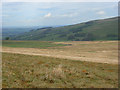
2;41;118;64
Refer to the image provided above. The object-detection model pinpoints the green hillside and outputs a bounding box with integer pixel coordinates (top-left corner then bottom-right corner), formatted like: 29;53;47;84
11;17;118;41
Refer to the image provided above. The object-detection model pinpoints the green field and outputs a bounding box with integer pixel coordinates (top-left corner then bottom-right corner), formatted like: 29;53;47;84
2;40;66;48
2;53;118;88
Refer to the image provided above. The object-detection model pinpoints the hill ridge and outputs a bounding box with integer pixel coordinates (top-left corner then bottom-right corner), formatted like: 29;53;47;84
12;17;118;41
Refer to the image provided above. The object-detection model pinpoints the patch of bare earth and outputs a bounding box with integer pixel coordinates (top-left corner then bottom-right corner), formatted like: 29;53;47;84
2;41;118;64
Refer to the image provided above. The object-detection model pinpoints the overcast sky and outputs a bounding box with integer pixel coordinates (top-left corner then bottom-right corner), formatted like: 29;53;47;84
2;2;118;27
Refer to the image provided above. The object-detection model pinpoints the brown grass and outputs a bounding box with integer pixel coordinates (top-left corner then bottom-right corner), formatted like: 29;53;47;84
2;41;118;64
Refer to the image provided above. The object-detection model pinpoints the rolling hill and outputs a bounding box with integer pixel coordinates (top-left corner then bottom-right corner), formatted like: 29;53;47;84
11;17;118;41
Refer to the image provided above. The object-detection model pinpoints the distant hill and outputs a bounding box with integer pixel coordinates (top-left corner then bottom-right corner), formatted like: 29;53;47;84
2;25;64;40
2;27;32;39
11;17;118;41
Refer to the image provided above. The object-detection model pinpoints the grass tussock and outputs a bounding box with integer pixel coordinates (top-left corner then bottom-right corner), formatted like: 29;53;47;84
43;65;65;83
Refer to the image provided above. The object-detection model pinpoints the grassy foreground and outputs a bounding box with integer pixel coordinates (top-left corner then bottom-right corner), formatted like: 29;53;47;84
2;40;66;48
2;53;118;88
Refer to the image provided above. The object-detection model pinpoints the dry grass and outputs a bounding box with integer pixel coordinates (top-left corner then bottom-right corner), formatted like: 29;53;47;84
2;41;118;64
2;53;118;88
43;65;65;83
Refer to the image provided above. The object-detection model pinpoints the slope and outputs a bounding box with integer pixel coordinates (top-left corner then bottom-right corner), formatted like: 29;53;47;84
11;17;118;41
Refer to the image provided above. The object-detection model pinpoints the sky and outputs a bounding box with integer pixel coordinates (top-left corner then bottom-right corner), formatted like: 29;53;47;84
2;2;118;28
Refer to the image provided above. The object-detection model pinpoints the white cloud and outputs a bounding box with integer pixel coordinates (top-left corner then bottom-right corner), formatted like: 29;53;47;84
44;13;51;18
96;11;106;15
